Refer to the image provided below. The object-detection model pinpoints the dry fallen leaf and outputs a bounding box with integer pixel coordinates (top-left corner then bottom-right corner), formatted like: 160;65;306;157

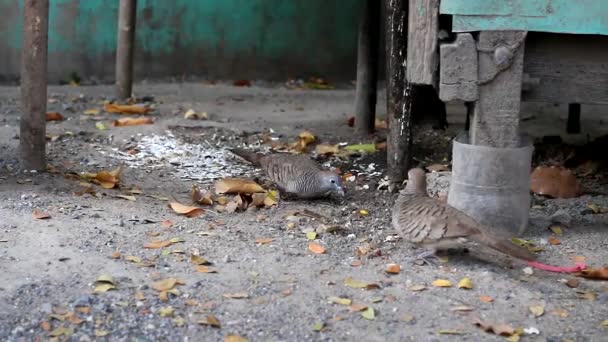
385;263;400;274
93;274;116;293
49;326;73;337
426;164;449;172
157;306;174;317
152;278;180;292
577;266;608;280
184;109;208;120
328;296;352;305
110;251;121;259
223;292;249;299
196;265;217;273
46;112;65;121
115;194;136;201
255;237;274;245
161;220;174;228
450;305;474;312
432;279;452;288
143;240;173;249
349;303;368;312
169;202;204;218
472;315;515;336
549;225;564;236
548;236;561;245
344;277;380;290
308;242;326;254
225;335;249;342
215;178;265;194
409;284;427;292
190;255;211;265
104;103;152;115
550;308;569;318
361;307;375;320
457;277;473;289
198;315;221;328
83;108;100;115
315;144;340;155
32;208;51;220
479;295;494;303
529;305;545;317
530;166;582;198
113;117;154;127
81;166;122;189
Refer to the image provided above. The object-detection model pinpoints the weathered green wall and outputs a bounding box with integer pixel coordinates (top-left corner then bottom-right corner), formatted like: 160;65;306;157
0;0;363;83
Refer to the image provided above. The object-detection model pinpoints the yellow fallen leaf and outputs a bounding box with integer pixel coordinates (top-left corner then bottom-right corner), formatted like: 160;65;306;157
95;122;107;130
344;143;377;153
94;283;116;293
315;144;340;155
601;319;608;327
361;307;375;320
588;203;601;214
49;326;73;337
298;130;316;145
83;108;100;115
549;225;564;236
104;103;152;115
125;255;142;263
113;117;154;127
96;274;116;285
225;335;249;342
385;263;400;274
306;231;317;240
328;296;352;305
158;306;174;317
190;255;211;265
168;202;204;218
529;305;545;317
409;284;427;292
94;329;109;337
308;242;326;254
344;277;379;289
143;240;173;249
215;178;265;194
432;279;452;287
198;315;221;328
457;277;473;289
359;209;369;216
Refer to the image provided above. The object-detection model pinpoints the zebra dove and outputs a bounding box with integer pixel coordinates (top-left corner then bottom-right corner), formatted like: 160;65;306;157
392;168;536;262
230;148;344;199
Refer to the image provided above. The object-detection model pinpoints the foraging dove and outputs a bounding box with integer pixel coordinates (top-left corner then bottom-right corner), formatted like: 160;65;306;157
392;168;536;261
230;148;344;199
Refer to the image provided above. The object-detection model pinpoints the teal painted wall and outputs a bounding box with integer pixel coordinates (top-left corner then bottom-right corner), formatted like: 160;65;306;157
0;0;364;83
441;0;608;35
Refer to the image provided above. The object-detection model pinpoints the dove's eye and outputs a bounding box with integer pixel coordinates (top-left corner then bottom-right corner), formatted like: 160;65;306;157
330;180;336;184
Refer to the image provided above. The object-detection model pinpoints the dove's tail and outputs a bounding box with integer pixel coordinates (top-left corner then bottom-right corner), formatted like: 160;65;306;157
473;233;537;261
229;148;264;166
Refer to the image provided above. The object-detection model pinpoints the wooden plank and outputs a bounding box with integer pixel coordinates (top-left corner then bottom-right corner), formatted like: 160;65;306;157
439;33;478;102
354;0;380;135
20;0;49;171
386;0;415;192
115;0;137;100
522;33;608;104
406;0;439;85
442;0;608;36
471;31;527;148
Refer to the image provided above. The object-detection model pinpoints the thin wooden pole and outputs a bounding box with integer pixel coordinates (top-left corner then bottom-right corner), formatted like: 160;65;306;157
354;0;380;135
115;0;137;100
567;103;581;134
20;0;49;171
385;0;414;192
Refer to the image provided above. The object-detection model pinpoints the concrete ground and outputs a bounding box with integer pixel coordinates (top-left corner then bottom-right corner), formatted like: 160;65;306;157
0;82;607;341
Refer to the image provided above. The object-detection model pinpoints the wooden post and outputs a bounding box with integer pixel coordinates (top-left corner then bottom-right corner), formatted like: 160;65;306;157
354;0;380;135
20;0;49;171
470;31;527;148
567;103;581;134
385;0;414;192
115;0;137;100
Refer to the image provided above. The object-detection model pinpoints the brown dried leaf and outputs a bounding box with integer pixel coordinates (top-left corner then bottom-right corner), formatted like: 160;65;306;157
472;315;515;336
143;240;172;249
113;117;154;127
191;185;213;205
479;295;494;303
198;314;221;328
215;178;265;194
223;292;249;299
308;242;326;254
168;202;204;218
225;335;249;342
385;263;400;274
46;112;65;121
104;103;152;115
196;265;217;273
577;266;608;280
530;166;581;198
152;278;179;292
255;237;274;245
32;209;51;220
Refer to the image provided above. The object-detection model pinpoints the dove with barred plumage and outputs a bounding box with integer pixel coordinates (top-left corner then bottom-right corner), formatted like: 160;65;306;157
392;168;536;261
230;148;344;199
